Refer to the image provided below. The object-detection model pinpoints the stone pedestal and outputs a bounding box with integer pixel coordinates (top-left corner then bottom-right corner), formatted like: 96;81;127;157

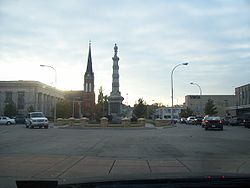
155;119;171;127
100;117;108;128
68;117;75;126
56;118;64;126
122;117;130;127
138;118;146;126
80;117;89;126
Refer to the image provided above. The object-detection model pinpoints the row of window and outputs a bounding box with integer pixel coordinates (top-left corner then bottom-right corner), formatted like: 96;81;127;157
3;91;25;109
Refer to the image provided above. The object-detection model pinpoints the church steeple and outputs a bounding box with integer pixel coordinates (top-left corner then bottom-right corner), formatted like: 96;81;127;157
84;41;94;93
86;41;93;74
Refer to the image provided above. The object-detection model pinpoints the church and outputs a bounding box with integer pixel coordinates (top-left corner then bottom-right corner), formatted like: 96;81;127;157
64;42;95;118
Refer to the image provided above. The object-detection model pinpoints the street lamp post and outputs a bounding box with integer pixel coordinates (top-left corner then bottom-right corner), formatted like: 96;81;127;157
40;65;57;125
190;82;202;95
171;62;188;125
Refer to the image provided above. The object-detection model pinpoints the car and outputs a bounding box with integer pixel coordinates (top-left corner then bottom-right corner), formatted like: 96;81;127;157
193;117;203;125
203;116;223;131
0;116;16;125
180;118;187;124
221;116;230;125
228;116;242;126
25;112;49;129
186;116;196;124
242;113;250;128
14;114;26;124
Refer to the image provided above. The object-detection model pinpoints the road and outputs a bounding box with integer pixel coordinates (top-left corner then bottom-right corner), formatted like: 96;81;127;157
0;124;250;187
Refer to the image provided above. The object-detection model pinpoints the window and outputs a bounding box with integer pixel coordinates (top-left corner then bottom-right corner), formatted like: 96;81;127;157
18;91;25;109
5;92;12;103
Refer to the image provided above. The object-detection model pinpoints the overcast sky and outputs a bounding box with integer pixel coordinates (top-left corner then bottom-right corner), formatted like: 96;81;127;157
0;0;249;105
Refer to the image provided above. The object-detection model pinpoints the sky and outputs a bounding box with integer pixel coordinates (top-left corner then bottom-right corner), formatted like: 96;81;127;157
0;0;250;106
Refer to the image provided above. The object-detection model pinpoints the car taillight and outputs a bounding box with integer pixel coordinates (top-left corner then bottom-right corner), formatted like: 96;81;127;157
205;120;208;123
219;120;223;123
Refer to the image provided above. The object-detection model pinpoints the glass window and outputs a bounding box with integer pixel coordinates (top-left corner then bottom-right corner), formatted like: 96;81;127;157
18;92;25;109
5;92;12;103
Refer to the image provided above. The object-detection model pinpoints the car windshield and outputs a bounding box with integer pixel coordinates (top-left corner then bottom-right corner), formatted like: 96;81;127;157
0;0;250;187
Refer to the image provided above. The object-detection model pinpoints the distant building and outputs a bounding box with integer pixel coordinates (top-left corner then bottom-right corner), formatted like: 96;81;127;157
226;83;250;116
184;95;236;116
153;106;183;119
64;42;96;119
82;42;95;118
0;81;64;117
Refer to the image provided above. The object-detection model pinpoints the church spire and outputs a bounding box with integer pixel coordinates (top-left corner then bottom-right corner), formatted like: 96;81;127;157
86;40;93;74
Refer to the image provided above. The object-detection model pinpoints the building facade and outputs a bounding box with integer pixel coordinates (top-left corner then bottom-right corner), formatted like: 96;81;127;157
184;95;236;116
153;106;183;119
226;83;250;116
82;42;95;118
0;81;64;117
63;42;96;119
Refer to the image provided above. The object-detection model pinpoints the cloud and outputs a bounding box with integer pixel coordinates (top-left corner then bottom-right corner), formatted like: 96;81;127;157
0;0;250;105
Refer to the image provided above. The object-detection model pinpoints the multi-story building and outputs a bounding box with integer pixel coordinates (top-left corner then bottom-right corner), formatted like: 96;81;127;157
184;95;236;116
226;83;250;116
153;106;183;119
0;80;64;117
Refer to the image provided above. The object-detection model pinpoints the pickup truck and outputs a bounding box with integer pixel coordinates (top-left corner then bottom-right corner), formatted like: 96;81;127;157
25;112;49;129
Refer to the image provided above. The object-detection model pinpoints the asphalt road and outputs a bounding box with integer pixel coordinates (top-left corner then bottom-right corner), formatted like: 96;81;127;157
0;124;250;187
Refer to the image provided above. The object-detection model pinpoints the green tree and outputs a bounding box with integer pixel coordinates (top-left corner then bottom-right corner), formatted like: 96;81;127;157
179;107;193;118
56;100;72;118
204;99;218;115
4;102;17;117
133;98;147;118
146;103;164;119
27;105;34;112
95;87;108;121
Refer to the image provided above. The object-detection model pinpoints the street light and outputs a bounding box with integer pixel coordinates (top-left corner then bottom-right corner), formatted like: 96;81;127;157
171;62;188;125
190;82;202;95
40;65;57;125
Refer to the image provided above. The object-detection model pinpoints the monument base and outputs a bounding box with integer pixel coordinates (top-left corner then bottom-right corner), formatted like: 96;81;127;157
110;114;122;124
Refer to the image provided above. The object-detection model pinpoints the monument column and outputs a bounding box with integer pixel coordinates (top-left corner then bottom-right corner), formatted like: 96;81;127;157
108;44;124;123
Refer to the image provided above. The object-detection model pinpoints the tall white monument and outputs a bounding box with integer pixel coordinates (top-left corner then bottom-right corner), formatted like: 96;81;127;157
108;44;124;122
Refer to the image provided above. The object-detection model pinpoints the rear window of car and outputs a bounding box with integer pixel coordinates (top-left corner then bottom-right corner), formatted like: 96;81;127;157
207;117;221;121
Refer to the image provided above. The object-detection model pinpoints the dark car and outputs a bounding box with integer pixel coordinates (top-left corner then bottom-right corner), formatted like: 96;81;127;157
204;116;223;131
242;113;250;128
14;114;26;124
193;117;203;125
228;117;243;126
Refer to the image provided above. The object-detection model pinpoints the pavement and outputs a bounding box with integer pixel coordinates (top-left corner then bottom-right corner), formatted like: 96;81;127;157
0;124;250;187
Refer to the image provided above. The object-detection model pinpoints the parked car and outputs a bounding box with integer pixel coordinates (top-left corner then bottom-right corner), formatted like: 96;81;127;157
221;116;230;125
186;116;196;124
25;112;49;129
14;114;26;124
0;116;16;125
180;118;187;124
203;116;223;131
229;117;243;126
193;117;203;125
242;113;250;128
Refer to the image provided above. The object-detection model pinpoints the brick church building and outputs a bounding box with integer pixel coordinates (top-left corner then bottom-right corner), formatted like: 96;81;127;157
64;42;95;118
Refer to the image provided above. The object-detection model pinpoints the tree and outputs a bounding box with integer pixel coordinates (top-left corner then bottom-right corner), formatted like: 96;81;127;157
179;107;193;118
4;102;17;117
204;99;218;115
27;105;34;112
133;98;147;118
146;103;163;119
95;87;108;121
56;100;72;118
